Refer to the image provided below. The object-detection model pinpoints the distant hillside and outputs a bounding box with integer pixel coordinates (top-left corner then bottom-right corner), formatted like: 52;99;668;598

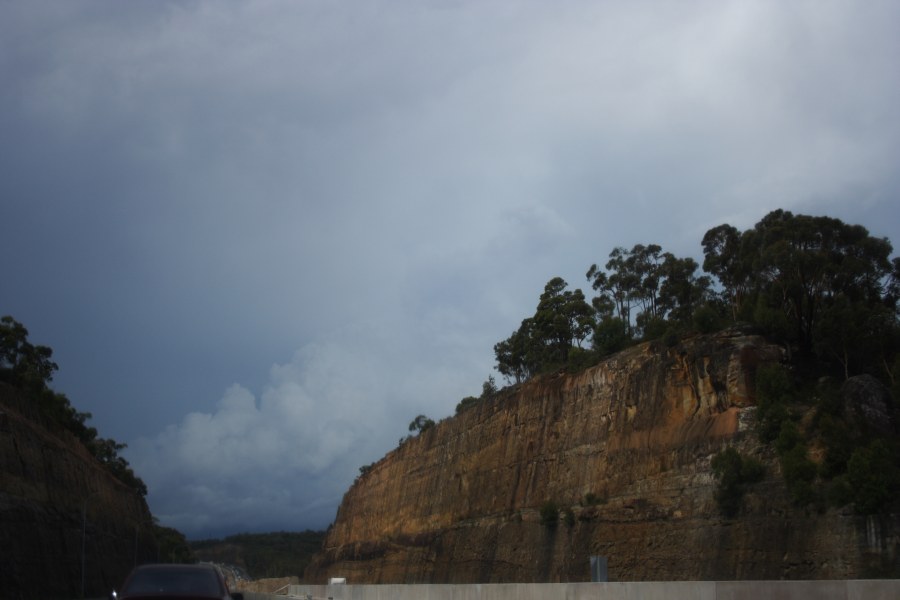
192;530;325;579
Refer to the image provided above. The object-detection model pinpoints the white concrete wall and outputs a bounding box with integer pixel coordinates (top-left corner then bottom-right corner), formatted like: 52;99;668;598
241;580;900;600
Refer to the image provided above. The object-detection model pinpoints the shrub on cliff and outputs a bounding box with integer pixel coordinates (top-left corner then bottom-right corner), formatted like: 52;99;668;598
455;396;478;414
711;447;764;517
846;439;900;514
779;443;817;506
539;501;560;527
755;364;793;442
408;414;435;433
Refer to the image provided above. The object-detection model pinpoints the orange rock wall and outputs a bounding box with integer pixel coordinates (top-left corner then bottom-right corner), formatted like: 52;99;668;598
306;332;899;582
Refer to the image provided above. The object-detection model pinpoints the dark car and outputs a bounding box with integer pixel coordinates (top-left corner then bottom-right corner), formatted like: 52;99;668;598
112;563;243;600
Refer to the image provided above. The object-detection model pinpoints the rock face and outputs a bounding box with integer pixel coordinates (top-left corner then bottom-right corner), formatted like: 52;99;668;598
841;374;896;437
305;331;899;583
0;383;157;599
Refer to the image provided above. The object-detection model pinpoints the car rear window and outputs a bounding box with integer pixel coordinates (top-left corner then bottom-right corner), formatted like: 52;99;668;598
123;567;222;597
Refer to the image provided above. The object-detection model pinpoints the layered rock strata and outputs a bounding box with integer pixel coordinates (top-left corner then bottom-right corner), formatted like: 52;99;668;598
306;331;899;582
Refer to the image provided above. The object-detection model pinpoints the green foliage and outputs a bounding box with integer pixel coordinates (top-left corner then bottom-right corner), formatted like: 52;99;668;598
755;364;793;442
818;412;854;478
702;210;897;365
562;508;576;527
846;440;900;514
591;316;633;356
711;447;765;517
539;500;559;527
701;224;750;321
494;319;537;384
769;410;817;506
587;244;710;340
493;209;898;387
692;304;726;334
638;314;668;342
482;209;898;520
481;375;498;399
455;396;479;414
814;295;895;380
454;375;499;415
486;208;900;519
775;420;801;455
661;326;681;348
826;475;854;508
494;278;595;381
1;315;58;391
191;530;326;578
779;444;817;506
495;252;710;382
750;368;899;513
532;277;595;368
565;346;599;373
1;315;147;498
153;523;194;563
408;414;435;433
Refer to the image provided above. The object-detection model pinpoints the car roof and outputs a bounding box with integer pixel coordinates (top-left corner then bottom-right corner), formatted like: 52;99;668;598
132;564;219;572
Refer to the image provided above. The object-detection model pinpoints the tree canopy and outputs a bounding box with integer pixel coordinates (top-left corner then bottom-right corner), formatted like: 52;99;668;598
1;315;148;497
494;277;594;382
1;315;58;391
494;210;898;385
701;210;896;370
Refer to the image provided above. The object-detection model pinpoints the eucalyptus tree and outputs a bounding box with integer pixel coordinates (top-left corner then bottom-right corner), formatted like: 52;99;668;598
494;318;536;384
701;224;754;321
702;210;897;371
494;277;595;381
587;247;637;329
753;211;893;356
658;253;711;326
587;244;709;339
1;315;58;391
408;414;435;433
532;276;595;364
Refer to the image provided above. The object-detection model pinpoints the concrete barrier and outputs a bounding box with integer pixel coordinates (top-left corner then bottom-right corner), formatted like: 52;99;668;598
236;580;900;600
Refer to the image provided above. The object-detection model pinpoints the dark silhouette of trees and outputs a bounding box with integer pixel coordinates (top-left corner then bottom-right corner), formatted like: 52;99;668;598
494;277;593;381
1;315;58;391
493;209;897;388
701;210;897;375
587;244;710;340
408;414;435;433
1;315;147;497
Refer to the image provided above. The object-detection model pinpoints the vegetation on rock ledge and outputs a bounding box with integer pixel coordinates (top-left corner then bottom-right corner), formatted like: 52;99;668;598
461;208;900;518
1;315;148;497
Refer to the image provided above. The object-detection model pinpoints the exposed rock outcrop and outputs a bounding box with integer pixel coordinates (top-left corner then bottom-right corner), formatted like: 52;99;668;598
841;374;896;436
0;383;157;599
306;331;899;582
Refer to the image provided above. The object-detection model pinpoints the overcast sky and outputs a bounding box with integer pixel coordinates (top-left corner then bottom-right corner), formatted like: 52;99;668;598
2;0;899;539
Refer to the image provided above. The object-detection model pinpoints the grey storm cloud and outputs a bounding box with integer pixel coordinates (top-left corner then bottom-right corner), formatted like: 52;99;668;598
2;0;899;538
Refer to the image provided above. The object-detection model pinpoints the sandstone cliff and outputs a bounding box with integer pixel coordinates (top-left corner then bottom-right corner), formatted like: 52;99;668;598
305;330;899;582
0;383;157;599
